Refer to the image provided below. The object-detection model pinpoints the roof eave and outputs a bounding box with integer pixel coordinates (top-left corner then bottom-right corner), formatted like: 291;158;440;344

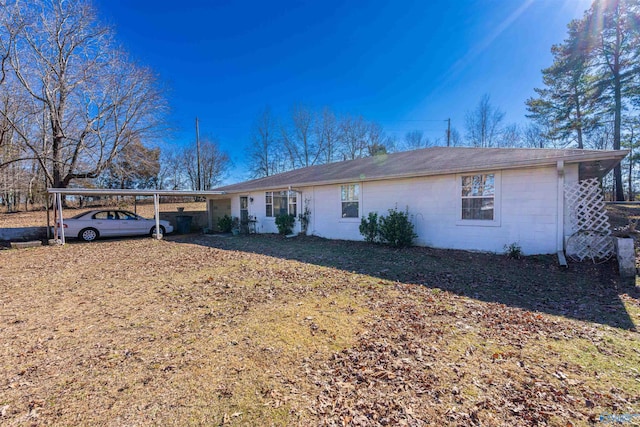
215;150;629;194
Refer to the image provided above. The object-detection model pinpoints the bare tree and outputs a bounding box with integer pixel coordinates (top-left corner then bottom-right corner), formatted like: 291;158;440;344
464;94;505;147
0;1;18;86
0;0;166;189
315;107;339;163
339;115;368;160
280;103;323;168
522;123;554;148
403;130;430;150
0;76;41;211
449;128;463;147
366;121;394;155
158;148;185;190
501;124;522;147
103;139;160;189
183;137;230;190
247;106;280;178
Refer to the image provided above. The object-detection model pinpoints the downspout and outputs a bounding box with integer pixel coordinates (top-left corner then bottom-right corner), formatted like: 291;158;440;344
556;161;567;266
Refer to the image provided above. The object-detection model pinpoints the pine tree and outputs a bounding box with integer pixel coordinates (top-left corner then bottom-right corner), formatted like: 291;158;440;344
581;0;640;200
526;19;598;149
527;0;640;201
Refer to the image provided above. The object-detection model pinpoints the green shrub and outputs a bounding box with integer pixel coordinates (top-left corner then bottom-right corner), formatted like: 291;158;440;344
504;242;523;259
359;212;379;243
275;213;296;235
377;207;417;248
217;214;233;233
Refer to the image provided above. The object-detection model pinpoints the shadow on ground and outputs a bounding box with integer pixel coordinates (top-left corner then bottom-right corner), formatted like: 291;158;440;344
172;234;639;331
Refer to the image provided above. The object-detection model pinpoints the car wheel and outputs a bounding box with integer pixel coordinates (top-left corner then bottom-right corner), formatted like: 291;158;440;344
79;228;99;242
150;225;166;237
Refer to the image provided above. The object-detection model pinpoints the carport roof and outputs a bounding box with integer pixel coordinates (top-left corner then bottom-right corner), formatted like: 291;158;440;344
214;147;628;193
47;189;226;196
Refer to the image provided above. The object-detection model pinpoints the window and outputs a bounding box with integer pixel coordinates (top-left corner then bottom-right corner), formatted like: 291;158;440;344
288;192;297;217
94;211;116;220
341;184;359;218
265;192;273;217
265;191;297;217
461;174;495;220
119;211;138;220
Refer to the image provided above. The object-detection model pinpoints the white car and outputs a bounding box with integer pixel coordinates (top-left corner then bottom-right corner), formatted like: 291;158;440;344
57;209;174;242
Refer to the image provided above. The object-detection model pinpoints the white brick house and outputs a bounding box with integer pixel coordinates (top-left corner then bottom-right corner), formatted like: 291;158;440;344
210;147;627;255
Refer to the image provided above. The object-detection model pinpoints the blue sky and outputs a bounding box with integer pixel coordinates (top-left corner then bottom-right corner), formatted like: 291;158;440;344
94;0;591;183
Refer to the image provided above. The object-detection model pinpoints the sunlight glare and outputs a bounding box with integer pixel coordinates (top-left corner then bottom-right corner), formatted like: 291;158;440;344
566;0;594;16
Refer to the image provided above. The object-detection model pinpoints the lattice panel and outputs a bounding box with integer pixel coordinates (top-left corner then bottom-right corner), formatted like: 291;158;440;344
564;178;613;261
565;230;614;263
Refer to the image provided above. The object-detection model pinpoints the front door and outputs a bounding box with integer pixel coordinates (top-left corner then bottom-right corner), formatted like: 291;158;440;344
240;196;249;224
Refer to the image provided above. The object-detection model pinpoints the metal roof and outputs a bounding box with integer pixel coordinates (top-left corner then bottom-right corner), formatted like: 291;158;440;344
215;147;628;194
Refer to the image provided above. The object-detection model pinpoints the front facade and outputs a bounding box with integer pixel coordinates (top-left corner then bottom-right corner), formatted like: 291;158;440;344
212;147;627;255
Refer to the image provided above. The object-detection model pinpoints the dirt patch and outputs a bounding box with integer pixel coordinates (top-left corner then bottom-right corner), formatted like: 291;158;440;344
607;203;640;231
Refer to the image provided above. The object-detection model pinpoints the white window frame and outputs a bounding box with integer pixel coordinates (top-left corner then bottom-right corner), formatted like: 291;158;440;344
456;172;501;227
340;183;360;220
288;191;297;217
265;192;273;217
265;190;297;218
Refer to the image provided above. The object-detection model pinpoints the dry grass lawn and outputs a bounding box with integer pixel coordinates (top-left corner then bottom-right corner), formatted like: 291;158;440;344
1;232;639;426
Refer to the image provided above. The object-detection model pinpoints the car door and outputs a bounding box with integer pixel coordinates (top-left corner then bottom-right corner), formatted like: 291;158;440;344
116;210;145;236
91;211;119;237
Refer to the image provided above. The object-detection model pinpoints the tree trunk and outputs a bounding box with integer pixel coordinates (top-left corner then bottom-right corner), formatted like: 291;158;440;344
613;77;624;201
612;6;625;201
574;86;584;149
51;115;64;188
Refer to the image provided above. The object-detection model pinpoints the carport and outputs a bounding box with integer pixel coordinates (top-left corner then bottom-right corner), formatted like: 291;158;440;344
47;188;226;244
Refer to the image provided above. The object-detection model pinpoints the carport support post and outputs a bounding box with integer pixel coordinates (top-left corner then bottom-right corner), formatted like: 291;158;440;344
56;192;66;245
154;193;161;239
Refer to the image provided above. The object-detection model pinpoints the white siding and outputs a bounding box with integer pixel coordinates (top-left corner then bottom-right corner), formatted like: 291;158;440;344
226;165;578;255
230;191;301;234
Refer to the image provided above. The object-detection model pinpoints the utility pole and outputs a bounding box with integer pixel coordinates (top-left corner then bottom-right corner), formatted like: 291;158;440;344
446;118;451;147
195;117;201;191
